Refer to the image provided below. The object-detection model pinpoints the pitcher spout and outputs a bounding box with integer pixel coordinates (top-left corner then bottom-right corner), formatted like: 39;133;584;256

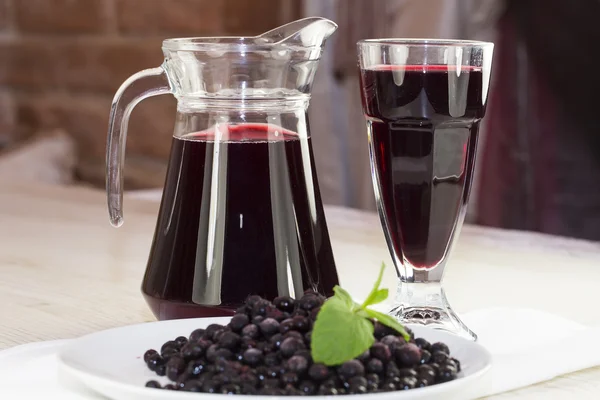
257;17;338;49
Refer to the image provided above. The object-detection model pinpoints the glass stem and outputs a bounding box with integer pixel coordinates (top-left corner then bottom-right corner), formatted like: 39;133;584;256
390;268;477;341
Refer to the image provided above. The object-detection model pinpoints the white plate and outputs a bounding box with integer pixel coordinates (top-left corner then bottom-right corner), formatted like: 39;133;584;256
58;317;492;400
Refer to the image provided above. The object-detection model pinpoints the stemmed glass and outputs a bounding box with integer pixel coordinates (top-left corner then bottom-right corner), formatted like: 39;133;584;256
357;39;494;340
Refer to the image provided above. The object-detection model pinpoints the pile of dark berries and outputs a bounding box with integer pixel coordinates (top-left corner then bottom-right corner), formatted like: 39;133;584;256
143;293;461;395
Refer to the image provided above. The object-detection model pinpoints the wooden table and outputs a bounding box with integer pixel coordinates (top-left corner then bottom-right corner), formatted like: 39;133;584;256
1;182;600;398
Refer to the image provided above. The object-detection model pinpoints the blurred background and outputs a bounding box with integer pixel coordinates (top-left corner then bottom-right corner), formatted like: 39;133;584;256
0;0;598;241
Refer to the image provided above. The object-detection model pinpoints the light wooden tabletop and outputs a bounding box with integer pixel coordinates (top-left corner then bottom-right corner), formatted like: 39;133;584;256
1;182;600;399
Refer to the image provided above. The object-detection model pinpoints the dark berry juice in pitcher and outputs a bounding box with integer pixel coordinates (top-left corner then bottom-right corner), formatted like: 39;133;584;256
142;124;338;320
360;65;485;270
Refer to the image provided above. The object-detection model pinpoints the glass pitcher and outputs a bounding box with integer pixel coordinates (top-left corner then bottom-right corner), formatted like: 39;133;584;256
106;18;340;320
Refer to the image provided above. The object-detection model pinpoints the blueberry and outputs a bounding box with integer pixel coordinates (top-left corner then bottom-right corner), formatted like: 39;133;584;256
240;336;257;351
145;380;161;389
365;373;379;385
146;353;165;371
239;372;258;386
285;385;304;396
286;355;309;374
293;349;312;360
241;324;259;339
182;379;203;392
416;364;436;384
245;295;263;308
304;331;312;344
218;331;241;349
143;349;158;363
317;387;339;396
380;382;396;391
155;364;166;376
214;348;234;361
357;350;371;363
310;307;321;321
235;305;249;315
221;383;241;394
264;352;281;367
242;348;264;366
266;366;281;379
241;384;257;395
338;360;365;380
266;308;285;321
373;322;395;339
181;343;204;361
381;335;404;348
255;366;268;381
298;380;316;395
161;340;179;353
262;378;281;388
385;361;400;379
251;316;265;325
204;324;224;340
451;357;461;372
202;379;221;393
438;364;457;382
229;314;250;332
160;347;178;361
367;382;378;392
281;371;299;385
166;356;186;380
280;337;306;358
398;368;418;378
175;371;191;389
395;343;421;367
175;336;188;347
274;296;295;312
431;342;450;355
189;328;205;342
252;301;270;317
259;318;280;336
366;358;384;374
279;318;295;334
196;339;212;351
212;328;227;342
292;316;311;332
416;378;429;388
260;387;284;395
269;333;284;348
370;342;391;362
348;376;368;388
397;376;417;390
186;359;205;376
298;295;322;311
444;359;458;371
308;363;330;381
292;308;308;317
420;349;431;364
432;350;448;364
284;331;304;341
415;337;431;350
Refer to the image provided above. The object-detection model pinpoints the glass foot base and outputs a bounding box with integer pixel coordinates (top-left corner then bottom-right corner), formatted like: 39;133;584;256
390;281;477;341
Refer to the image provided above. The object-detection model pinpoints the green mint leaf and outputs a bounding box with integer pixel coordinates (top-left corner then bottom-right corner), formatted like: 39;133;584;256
361;263;387;307
367;288;388;306
364;308;411;342
333;285;356;309
311;296;375;365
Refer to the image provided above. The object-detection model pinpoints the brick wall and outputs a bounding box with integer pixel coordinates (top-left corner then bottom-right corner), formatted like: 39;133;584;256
0;0;302;188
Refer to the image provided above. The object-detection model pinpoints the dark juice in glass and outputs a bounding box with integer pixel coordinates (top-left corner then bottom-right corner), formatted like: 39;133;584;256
360;65;485;270
142;124;338;320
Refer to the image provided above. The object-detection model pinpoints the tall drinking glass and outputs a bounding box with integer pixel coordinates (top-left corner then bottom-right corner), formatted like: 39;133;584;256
357;40;494;340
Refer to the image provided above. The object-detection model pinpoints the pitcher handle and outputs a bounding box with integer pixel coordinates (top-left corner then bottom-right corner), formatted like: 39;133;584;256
106;66;171;227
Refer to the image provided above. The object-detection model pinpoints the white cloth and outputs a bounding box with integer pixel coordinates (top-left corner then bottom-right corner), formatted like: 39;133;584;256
0;308;599;399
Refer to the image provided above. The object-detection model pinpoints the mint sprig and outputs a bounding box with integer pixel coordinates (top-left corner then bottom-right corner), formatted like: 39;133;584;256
311;263;411;366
